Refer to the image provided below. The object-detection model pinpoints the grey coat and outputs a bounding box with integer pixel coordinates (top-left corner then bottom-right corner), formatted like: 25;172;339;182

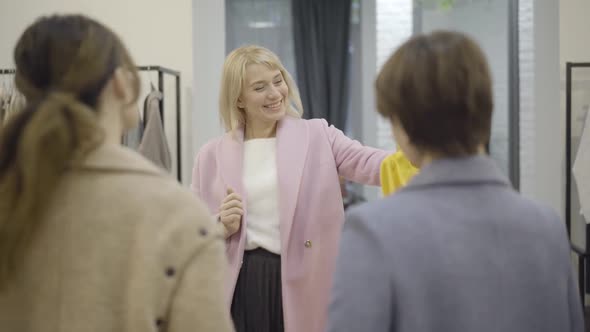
138;90;172;172
327;155;583;332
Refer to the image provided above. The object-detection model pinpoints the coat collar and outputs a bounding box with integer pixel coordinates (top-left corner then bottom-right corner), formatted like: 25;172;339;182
72;142;164;177
218;116;309;253
405;155;512;191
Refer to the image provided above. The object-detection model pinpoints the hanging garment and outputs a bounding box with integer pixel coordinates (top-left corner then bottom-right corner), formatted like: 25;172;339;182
0;79;24;125
0;82;8;124
7;90;25;119
122;106;144;150
380;149;419;196
573;109;590;221
0;100;5;124
138;90;172;172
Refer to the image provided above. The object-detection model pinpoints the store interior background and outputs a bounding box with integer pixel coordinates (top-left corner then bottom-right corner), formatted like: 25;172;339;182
0;0;589;302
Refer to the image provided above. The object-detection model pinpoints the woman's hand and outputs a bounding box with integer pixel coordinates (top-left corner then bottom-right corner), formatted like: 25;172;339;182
218;188;243;239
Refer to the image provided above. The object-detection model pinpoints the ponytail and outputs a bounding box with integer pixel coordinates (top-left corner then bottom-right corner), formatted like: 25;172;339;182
0;92;102;287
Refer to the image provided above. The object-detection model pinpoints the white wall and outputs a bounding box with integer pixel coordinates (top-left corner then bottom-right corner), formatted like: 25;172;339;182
516;0;561;215
0;0;195;184
560;0;590;65
531;0;561;215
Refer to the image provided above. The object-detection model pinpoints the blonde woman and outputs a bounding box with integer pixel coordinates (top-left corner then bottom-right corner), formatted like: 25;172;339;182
192;45;388;332
0;15;233;332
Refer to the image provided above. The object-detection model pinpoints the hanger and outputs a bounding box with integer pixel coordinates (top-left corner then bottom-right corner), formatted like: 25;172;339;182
148;69;157;92
148;69;163;100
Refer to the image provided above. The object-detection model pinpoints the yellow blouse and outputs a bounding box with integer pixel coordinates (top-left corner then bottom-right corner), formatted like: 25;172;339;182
380;150;419;196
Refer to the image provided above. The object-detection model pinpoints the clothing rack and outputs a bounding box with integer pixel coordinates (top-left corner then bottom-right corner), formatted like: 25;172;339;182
137;66;182;182
0;66;182;182
565;62;590;305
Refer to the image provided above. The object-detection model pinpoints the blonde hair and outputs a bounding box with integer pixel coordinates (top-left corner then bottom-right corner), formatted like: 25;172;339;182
219;45;303;132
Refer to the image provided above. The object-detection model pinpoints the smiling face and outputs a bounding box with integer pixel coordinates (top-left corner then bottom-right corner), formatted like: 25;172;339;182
237;63;288;134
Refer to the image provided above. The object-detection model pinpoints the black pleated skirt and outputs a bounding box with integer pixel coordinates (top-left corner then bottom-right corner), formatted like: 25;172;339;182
231;248;284;332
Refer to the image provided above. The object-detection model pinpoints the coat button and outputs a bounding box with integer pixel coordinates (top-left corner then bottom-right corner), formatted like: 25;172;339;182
304;240;312;248
165;267;175;277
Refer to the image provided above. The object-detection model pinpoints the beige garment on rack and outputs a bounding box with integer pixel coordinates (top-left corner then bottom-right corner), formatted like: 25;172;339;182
8;92;25;118
0;84;6;124
138;90;172;172
1;84;25;124
0;103;5;125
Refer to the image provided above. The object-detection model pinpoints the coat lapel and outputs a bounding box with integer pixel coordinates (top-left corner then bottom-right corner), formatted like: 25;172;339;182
276;117;309;255
218;128;246;196
218;128;246;285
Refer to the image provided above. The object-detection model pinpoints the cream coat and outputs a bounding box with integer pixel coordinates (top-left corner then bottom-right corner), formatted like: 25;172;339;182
0;143;234;332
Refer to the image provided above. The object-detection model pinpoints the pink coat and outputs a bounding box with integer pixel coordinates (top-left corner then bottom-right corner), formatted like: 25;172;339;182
192;117;387;332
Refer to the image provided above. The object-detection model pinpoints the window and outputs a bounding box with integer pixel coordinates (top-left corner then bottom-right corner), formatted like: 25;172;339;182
225;0;297;82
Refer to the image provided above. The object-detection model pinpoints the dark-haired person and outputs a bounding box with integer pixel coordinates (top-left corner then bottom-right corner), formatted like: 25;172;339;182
327;30;583;332
0;15;233;332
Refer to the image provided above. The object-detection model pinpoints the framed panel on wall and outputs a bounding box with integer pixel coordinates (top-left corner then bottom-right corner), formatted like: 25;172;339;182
225;0;297;81
566;62;590;303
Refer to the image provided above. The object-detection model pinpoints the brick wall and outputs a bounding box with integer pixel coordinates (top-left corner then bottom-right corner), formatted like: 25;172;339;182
375;0;413;151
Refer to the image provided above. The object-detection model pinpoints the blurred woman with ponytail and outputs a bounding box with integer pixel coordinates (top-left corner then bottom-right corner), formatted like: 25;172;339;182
0;15;233;332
